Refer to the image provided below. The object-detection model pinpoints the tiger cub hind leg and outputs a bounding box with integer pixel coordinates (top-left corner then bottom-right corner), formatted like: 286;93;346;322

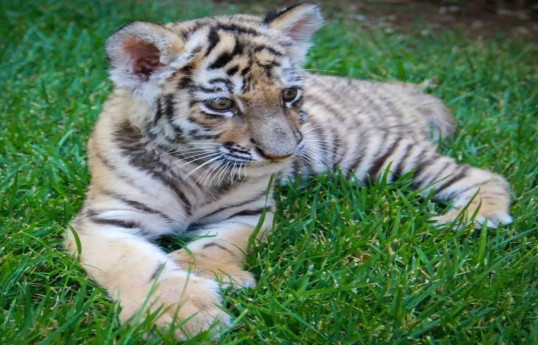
380;141;511;228
317;132;512;228
429;165;512;228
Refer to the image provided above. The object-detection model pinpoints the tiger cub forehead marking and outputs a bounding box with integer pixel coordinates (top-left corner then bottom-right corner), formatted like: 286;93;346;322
167;17;302;96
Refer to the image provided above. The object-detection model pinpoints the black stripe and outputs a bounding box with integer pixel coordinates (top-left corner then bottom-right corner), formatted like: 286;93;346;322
427;161;451;186
263;3;305;24
347;148;365;176
163;95;184;142
84;208;97;218
176;64;194;90
95;151;117;171
91;217;140;229
366;138;401;182
240;66;251;77
154;99;164;125
436;167;469;193
443;178;498;200
101;190;172;221
208;78;229;85
412;152;434;180
208;40;243;70
228;147;251;156
411;150;434;178
202;242;237;257
411;157;436;189
480;191;508;197
264;46;284;57
218;24;260;36
253;44;284;57
227;208;265;219
209;51;234;70
163;94;175;119
149;262;166;281
114;122;162;173
226;65;239;75
473;178;496;188
204;28;220;57
179;22;204;40
393;143;413;178
379;94;403;121
208;78;233;92
157;176;193;215
195;85;222;93
177;76;193;90
444;184;476;200
202;191;266;219
94;152;141;188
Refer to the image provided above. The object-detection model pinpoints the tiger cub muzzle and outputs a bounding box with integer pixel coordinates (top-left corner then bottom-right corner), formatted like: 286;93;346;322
250;113;301;161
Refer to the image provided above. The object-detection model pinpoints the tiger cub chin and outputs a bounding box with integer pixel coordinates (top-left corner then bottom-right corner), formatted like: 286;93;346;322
65;2;512;339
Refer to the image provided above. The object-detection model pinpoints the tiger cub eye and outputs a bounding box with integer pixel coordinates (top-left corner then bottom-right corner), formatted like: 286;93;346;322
205;97;234;111
282;88;298;102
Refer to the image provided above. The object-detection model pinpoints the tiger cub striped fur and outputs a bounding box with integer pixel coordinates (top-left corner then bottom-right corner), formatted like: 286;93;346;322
66;3;512;338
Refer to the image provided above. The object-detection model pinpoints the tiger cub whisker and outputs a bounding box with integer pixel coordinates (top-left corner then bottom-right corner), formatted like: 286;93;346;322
170;152;221;170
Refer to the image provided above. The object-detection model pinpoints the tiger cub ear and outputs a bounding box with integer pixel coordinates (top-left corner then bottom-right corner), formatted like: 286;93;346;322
106;22;185;95
264;2;323;64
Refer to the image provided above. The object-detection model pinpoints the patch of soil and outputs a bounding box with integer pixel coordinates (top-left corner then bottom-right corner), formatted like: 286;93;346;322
214;0;538;43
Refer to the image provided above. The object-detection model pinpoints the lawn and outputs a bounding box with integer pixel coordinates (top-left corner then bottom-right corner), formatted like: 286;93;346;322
0;0;536;344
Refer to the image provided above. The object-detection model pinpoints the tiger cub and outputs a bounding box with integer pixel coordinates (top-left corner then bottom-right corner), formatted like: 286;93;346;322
66;3;512;338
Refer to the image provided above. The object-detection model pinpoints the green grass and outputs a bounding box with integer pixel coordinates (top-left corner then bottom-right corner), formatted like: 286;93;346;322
1;0;536;344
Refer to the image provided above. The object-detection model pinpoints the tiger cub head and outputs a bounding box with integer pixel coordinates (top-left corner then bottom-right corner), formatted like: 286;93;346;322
106;3;323;177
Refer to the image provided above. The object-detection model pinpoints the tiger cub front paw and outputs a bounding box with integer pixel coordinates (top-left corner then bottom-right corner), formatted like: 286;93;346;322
119;271;230;339
170;249;256;289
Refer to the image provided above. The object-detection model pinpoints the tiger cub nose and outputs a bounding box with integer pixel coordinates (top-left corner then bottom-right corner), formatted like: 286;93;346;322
256;148;294;161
